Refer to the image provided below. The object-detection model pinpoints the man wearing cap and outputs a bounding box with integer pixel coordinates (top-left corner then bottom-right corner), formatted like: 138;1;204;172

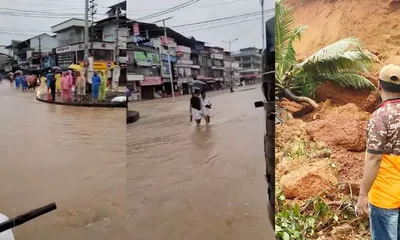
356;64;400;239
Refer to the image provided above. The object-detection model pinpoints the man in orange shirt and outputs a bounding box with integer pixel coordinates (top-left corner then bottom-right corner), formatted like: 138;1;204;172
356;64;400;239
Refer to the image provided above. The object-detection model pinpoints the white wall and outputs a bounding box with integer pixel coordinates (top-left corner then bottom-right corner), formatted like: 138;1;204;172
56;28;84;47
30;35;57;53
102;24;128;42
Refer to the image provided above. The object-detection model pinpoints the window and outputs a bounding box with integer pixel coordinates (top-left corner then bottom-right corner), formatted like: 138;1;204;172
77;50;84;61
92;49;113;61
242;63;251;69
242;56;251;62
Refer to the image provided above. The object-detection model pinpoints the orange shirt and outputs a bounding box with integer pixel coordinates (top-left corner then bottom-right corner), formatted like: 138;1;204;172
367;98;400;209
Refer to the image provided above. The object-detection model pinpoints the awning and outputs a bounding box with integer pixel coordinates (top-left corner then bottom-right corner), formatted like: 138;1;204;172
140;76;162;86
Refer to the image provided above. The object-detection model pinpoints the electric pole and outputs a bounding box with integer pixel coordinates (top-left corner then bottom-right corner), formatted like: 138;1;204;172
260;0;265;50
84;0;89;79
223;38;238;93
38;36;42;70
111;3;121;92
154;17;174;100
89;0;97;56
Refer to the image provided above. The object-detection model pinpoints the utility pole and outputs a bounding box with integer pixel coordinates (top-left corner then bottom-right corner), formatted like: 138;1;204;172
111;3;121;92
223;38;238;93
260;0;265;50
84;0;89;79
89;0;97;56
114;5;120;63
38;36;42;70
154;17;174;100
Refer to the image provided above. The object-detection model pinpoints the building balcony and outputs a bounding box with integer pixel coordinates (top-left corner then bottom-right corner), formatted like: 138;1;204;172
211;66;224;70
210;53;223;60
177;59;193;65
176;45;191;54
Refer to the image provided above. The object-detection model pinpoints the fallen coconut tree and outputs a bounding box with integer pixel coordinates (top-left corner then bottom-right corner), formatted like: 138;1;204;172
275;0;375;111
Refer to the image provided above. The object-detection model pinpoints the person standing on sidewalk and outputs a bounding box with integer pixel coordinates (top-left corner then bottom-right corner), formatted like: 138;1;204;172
356;64;400;240
98;70;107;101
61;72;69;101
48;71;56;101
75;71;86;102
91;71;101;102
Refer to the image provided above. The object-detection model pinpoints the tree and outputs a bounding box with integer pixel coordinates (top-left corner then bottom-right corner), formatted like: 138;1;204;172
275;0;375;109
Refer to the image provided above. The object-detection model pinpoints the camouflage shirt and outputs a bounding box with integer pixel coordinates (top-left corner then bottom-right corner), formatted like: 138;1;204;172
367;98;400;155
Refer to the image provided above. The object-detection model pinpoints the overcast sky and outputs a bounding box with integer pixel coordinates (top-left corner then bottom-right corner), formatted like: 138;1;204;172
0;0;116;46
0;0;274;52
128;0;274;51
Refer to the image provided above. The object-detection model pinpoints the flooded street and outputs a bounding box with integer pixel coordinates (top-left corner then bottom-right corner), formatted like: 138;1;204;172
0;82;126;239
127;85;273;239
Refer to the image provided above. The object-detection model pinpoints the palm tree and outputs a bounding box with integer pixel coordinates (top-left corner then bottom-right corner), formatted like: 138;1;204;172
275;0;375;109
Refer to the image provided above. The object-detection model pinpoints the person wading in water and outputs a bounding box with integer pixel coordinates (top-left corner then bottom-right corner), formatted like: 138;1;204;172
190;89;202;125
201;90;212;124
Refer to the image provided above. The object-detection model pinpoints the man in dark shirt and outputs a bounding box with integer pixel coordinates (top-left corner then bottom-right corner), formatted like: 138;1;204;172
48;70;56;101
190;89;202;125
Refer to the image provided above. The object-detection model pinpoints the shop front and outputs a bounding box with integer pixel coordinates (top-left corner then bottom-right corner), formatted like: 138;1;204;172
55;42;115;71
139;76;163;99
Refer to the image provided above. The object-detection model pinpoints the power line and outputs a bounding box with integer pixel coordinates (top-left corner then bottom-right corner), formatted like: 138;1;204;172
128;0;243;14
135;9;273;35
135;0;200;21
0;7;107;17
172;9;273;28
180;15;267;34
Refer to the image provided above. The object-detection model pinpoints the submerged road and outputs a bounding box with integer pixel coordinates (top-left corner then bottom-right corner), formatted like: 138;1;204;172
0;82;126;240
127;85;273;239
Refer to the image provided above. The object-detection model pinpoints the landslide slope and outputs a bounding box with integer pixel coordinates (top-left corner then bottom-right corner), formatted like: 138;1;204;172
285;0;400;67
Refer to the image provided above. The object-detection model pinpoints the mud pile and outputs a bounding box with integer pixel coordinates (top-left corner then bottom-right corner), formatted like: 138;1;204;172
283;0;400;109
285;0;400;65
276;102;369;199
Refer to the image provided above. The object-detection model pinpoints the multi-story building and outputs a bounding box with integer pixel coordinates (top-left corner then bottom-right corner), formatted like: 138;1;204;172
223;51;241;86
232;47;261;79
151;36;178;97
5;34;57;71
0;45;10;72
176;45;197;95
207;46;224;89
51;1;127;85
127;40;162;100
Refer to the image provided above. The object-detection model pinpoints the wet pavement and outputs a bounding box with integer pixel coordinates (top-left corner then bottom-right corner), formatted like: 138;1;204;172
127;85;273;239
0;81;126;240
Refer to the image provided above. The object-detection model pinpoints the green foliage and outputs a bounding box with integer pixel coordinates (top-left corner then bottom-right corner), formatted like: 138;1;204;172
275;0;375;97
275;185;364;240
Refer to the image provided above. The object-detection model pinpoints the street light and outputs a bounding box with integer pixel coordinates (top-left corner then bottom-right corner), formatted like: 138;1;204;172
259;0;265;50
222;38;238;93
154;17;175;100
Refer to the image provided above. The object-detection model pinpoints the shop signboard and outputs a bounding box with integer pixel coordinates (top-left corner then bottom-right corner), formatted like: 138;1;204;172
140;76;162;86
161;54;177;62
57;52;75;69
78;61;114;71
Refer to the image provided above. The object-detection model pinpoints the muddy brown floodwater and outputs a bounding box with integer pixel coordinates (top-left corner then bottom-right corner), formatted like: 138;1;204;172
127;86;273;240
0;82;126;240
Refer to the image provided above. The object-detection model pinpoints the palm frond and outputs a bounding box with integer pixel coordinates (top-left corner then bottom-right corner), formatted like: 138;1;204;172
275;0;296;63
282;26;307;74
297;38;371;69
326;73;376;89
298;53;372;77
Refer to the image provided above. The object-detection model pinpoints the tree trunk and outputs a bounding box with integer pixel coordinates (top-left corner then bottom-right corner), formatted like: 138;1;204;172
283;88;320;109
